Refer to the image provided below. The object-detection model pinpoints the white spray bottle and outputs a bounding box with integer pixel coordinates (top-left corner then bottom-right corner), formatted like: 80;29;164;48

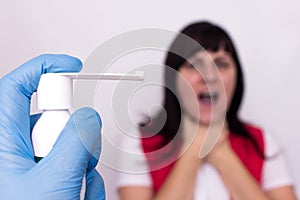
31;71;144;198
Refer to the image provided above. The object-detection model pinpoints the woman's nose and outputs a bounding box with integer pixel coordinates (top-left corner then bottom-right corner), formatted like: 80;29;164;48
201;65;218;84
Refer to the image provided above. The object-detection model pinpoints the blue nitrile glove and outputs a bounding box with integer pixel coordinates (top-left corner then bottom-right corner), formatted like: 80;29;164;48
0;54;105;200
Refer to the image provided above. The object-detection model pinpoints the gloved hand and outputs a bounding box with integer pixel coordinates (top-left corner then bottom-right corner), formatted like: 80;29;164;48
0;54;105;200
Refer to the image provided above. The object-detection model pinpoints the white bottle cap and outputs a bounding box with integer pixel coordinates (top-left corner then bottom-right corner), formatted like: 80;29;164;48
37;73;73;110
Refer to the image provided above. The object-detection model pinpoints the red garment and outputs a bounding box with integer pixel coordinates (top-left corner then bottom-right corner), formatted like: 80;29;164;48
141;125;265;193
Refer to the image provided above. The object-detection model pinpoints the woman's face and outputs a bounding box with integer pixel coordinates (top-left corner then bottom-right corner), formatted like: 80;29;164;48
176;49;237;125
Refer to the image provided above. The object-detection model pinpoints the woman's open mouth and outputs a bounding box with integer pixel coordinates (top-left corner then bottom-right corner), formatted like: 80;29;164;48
198;92;218;104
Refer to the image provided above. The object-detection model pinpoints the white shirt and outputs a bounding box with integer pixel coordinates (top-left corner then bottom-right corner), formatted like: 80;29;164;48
116;129;294;199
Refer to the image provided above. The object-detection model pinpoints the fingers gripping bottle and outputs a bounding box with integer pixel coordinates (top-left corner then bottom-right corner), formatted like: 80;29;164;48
31;73;88;199
31;71;144;199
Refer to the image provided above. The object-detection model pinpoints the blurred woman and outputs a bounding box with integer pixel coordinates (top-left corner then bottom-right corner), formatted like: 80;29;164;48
117;21;297;200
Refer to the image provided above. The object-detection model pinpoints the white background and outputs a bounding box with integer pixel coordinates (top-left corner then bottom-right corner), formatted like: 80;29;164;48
1;0;300;199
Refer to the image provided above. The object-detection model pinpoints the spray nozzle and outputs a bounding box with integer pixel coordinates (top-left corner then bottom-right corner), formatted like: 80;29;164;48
36;71;144;110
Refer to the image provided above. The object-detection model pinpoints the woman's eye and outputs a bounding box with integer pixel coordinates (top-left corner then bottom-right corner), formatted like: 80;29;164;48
216;62;229;68
190;61;205;69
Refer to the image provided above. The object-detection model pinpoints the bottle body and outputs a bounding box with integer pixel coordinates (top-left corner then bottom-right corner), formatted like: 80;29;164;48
32;109;70;161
